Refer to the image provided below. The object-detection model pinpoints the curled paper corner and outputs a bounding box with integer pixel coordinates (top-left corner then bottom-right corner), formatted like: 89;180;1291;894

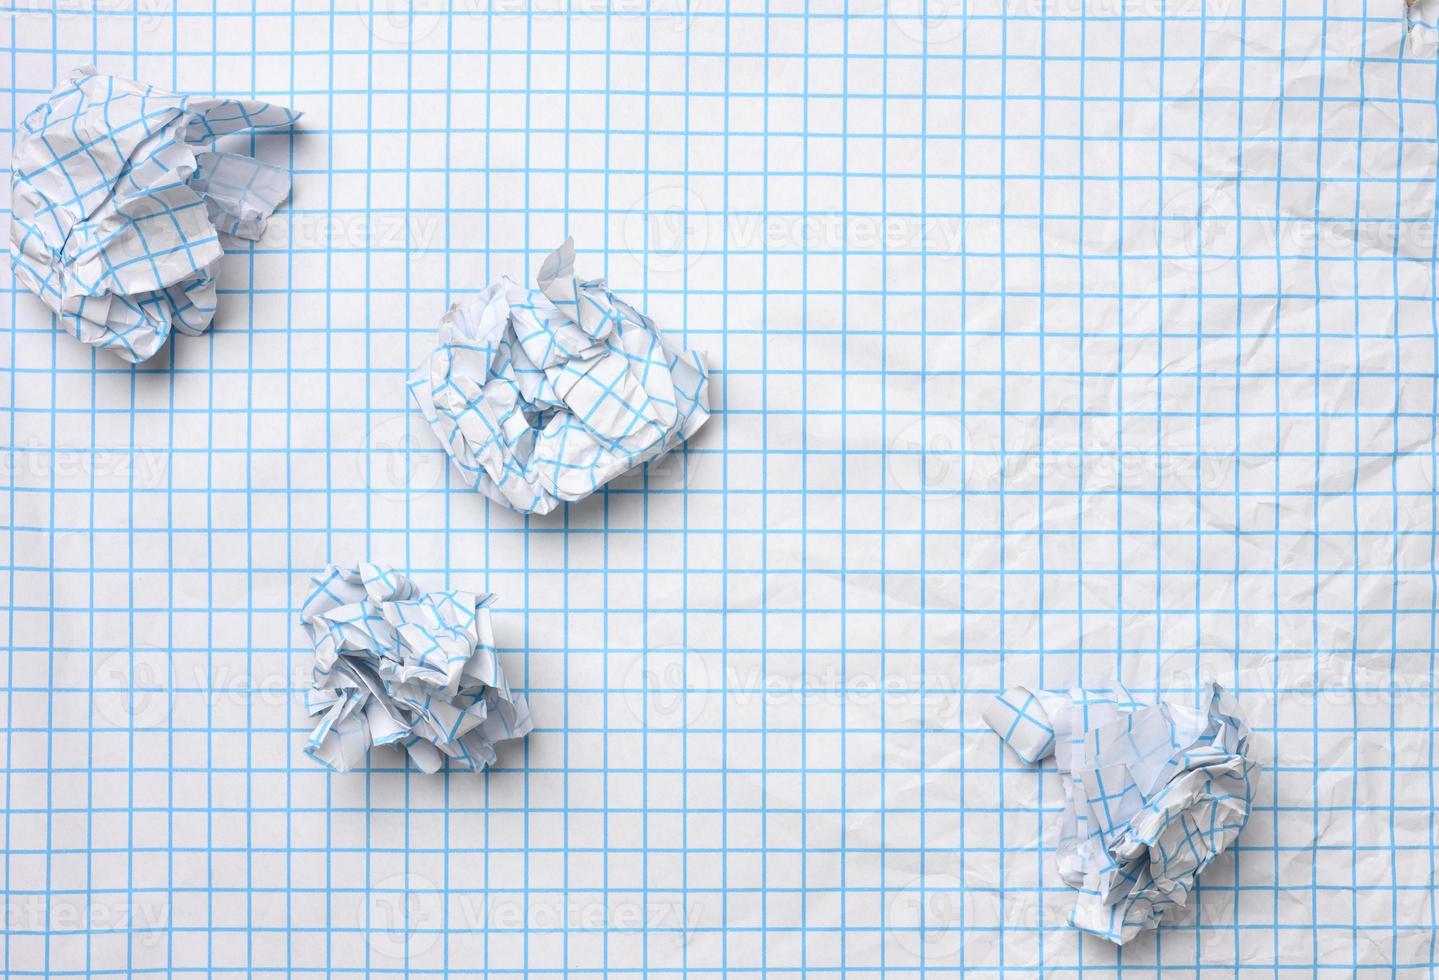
299;562;533;774
983;682;1259;945
1407;0;1439;43
10;66;301;363
408;238;712;515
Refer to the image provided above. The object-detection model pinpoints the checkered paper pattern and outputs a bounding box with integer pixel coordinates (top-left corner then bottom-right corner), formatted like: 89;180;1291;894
4;3;1439;977
408;238;711;515
983;684;1257;945
10;66;298;362
300;561;532;774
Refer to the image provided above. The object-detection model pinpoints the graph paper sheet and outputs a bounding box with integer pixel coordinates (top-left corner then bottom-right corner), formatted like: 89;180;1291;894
3;3;1437;976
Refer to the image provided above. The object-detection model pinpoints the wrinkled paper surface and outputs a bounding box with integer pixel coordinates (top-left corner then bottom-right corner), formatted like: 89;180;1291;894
300;562;533;774
7;7;1439;976
984;684;1258;945
409;237;711;515
10;66;299;362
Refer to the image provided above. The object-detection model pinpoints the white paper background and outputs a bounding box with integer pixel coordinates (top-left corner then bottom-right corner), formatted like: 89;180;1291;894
2;2;1436;975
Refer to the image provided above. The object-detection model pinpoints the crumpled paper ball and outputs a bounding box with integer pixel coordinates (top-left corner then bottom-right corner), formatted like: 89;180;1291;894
10;66;299;363
983;682;1259;944
300;562;533;774
408;238;711;515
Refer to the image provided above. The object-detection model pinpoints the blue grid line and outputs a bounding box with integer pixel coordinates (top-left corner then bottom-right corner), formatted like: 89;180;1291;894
3;1;1439;976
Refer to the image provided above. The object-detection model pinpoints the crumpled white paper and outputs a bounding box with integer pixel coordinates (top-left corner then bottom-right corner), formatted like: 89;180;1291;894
983;683;1259;945
408;238;711;515
299;562;533;774
10;66;299;363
